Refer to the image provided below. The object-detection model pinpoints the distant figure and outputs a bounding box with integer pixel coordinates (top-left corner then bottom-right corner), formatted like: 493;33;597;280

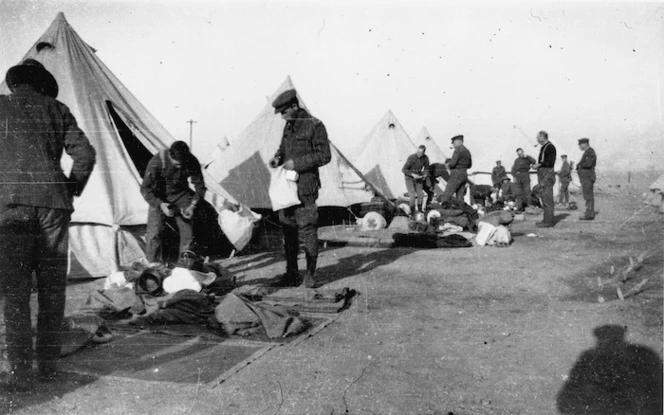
557;325;663;414
440;135;472;203
269;89;331;288
558;154;572;205
402;145;430;215
491;160;506;188
533;131;557;227
511;148;536;212
0;59;96;391
576;138;597;220
141;141;206;262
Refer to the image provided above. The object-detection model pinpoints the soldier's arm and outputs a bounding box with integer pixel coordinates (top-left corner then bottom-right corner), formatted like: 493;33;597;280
272;136;286;166
188;158;207;202
402;155;414;175
447;150;459;169
293;121;331;172
62;103;96;197
140;156;165;208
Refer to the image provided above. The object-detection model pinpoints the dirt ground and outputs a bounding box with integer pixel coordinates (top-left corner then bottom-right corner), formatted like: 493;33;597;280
1;188;662;415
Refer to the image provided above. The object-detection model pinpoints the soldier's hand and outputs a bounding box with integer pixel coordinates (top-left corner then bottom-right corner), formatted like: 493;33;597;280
269;157;280;168
160;202;176;217
181;204;195;220
283;159;295;170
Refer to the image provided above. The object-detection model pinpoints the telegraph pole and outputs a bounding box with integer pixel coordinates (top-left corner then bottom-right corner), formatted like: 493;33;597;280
186;119;197;150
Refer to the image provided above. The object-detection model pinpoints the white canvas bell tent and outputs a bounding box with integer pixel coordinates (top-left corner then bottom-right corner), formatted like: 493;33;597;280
204;137;230;169
0;13;258;278
205;76;377;210
414;127;447;164
349;110;417;200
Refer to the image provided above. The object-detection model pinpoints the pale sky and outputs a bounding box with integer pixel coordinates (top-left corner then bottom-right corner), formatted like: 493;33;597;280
1;0;663;171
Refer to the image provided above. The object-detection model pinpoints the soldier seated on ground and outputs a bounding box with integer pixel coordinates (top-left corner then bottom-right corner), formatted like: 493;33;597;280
527;184;543;208
468;181;494;207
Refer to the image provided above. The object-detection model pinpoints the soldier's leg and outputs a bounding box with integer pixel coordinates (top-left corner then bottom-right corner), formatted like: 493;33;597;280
423;179;434;210
540;171;555;223
515;175;526;210
0;206;38;383
295;196;319;286
440;172;462;203
415;181;424;212
35;208;70;376
558;181;566;203
278;206;300;276
588;183;595;217
145;206;165;262
582;177;595;218
455;182;467;203
405;177;417;214
175;215;194;256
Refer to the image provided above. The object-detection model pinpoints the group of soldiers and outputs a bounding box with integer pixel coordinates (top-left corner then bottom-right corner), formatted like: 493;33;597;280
0;60;331;392
0;58;598;392
403;132;598;225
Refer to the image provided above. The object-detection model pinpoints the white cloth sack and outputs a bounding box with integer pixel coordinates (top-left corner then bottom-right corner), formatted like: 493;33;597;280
103;270;132;290
163;268;201;294
475;221;497;246
487;225;511;245
268;166;301;211
218;205;260;251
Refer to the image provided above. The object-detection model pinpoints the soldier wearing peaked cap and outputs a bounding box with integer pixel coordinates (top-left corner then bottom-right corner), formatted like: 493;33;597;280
491;160;506;188
440;135;472;204
576;138;596;220
0;59;96;391
269;89;331;288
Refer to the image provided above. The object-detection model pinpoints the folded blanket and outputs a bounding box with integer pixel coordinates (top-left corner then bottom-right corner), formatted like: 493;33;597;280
393;233;472;249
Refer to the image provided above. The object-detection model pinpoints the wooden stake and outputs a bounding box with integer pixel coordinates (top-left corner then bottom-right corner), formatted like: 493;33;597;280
623;279;649;299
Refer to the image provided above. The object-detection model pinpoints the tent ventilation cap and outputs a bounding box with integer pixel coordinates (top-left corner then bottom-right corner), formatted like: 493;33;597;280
388;123;395;129
36;42;54;52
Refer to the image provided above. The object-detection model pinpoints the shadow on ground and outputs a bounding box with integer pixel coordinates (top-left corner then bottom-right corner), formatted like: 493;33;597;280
557;324;663;415
0;372;97;414
315;247;414;287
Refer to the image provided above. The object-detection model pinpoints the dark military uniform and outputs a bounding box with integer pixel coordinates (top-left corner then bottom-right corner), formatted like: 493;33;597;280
440;138;472;203
273;107;331;283
402;152;430;213
0;60;96;386
423;163;449;207
576;145;597;219
558;159;572;204
141;150;206;262
511;155;536;211
537;141;557;225
491;164;506;187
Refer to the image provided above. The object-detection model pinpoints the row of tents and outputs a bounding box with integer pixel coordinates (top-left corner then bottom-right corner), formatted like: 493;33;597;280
1;13;601;279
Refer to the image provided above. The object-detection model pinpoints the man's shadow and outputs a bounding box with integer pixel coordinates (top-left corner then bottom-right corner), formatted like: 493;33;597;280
553;213;570;225
315;247;413;287
556;324;663;415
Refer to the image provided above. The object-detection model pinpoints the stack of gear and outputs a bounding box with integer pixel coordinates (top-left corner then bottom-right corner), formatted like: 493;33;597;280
427;199;480;232
79;256;357;341
392;218;473;249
